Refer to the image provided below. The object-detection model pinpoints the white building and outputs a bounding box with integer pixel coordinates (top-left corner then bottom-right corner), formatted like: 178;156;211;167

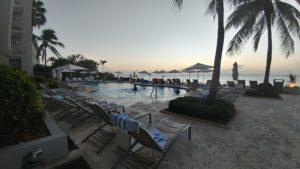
0;0;34;75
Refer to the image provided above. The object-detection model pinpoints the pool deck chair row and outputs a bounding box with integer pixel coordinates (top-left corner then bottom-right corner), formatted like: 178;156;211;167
82;102;152;154
111;119;191;169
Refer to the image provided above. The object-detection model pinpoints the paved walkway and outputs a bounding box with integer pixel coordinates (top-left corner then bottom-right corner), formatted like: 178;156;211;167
48;94;300;169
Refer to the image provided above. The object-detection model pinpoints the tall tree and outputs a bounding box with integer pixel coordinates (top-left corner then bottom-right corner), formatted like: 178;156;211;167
226;0;300;84
174;0;226;102
36;29;64;66
32;0;46;28
99;60;107;73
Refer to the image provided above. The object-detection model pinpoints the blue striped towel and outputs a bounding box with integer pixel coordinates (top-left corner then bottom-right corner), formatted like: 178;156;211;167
110;113;141;132
148;127;167;149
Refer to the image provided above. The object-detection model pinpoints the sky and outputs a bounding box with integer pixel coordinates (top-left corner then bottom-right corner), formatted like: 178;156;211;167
35;0;300;75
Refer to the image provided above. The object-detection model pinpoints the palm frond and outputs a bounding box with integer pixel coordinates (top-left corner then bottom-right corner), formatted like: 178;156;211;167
275;12;295;58
227;14;257;55
275;0;300;39
205;0;217;19
36;45;44;59
49;45;62;58
173;0;183;9
253;15;266;51
226;0;263;30
228;0;251;8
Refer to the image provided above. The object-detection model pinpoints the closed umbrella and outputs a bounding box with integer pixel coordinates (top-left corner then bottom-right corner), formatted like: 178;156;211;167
232;62;239;81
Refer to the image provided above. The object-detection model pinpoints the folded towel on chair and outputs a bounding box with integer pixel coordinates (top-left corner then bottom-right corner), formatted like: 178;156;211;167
110;113;141;132
148;127;167;149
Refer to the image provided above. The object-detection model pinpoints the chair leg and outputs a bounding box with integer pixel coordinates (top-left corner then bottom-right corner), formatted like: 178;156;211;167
111;141;138;169
81;123;107;143
149;114;152;124
188;126;192;140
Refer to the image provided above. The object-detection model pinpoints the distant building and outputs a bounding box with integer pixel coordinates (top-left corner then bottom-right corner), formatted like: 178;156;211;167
0;0;34;75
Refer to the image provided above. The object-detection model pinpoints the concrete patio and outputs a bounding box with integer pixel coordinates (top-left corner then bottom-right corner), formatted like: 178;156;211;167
45;94;300;169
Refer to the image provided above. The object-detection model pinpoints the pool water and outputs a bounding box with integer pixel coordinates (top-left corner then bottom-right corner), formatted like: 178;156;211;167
83;82;186;103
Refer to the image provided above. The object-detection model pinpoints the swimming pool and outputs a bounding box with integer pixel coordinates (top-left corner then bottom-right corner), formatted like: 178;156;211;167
81;82;186;105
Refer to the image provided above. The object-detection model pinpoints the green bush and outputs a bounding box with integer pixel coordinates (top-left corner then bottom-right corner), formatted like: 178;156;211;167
168;97;235;124
99;72;116;80
0;65;43;135
47;81;59;89
245;83;280;98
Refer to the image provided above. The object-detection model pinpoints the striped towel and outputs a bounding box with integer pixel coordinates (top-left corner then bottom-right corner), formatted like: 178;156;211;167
110;113;141;132
148;127;167;149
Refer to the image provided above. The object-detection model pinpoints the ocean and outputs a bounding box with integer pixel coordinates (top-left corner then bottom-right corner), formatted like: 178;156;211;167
117;73;291;86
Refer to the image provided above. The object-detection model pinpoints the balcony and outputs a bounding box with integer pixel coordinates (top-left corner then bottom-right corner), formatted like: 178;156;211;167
13;5;23;15
11;16;22;31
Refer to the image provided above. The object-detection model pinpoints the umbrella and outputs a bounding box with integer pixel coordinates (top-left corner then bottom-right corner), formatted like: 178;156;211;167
232;62;239;81
139;70;150;74
115;71;122;79
54;64;87;81
51;69;57;80
168;69;180;78
54;64;87;71
184;63;214;82
182;69;196;79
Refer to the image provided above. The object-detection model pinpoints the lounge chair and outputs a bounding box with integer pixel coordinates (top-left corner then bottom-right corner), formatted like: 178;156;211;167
152;78;159;84
112;119;191;169
238;80;246;88
186;79;192;86
82;102;152;154
227;81;235;87
158;79;165;85
65;77;71;82
175;79;182;85
167;79;173;85
249;80;258;89
273;79;284;93
39;83;88;100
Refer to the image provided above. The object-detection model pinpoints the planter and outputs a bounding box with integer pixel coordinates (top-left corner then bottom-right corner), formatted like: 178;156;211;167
284;87;300;95
0;112;68;169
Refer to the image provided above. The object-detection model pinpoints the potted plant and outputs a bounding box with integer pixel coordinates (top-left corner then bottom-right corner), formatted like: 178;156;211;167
285;73;299;94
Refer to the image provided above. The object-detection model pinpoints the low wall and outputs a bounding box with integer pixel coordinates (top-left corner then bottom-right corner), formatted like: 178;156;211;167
0;112;68;169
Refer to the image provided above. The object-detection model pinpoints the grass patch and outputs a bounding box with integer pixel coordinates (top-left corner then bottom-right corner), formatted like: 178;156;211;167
168;97;235;125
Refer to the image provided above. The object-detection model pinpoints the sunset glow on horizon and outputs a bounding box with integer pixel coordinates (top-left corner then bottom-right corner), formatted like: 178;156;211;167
36;0;300;74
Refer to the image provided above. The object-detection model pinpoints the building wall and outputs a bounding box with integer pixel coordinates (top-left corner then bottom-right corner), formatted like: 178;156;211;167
0;0;14;64
0;0;33;75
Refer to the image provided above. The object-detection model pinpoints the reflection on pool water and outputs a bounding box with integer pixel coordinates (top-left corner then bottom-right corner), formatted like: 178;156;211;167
82;82;186;105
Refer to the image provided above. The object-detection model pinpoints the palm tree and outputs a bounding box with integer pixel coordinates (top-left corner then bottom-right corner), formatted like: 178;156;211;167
226;0;300;85
36;29;64;66
174;0;228;102
99;60;107;73
32;0;47;28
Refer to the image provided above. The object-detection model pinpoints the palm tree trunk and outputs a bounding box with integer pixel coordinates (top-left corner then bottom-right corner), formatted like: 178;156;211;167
44;48;47;67
263;12;273;84
207;0;225;102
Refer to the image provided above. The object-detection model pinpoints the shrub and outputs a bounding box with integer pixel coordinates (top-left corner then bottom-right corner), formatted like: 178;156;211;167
168;97;235;124
47;81;60;89
0;65;43;135
245;83;280;98
99;72;115;80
